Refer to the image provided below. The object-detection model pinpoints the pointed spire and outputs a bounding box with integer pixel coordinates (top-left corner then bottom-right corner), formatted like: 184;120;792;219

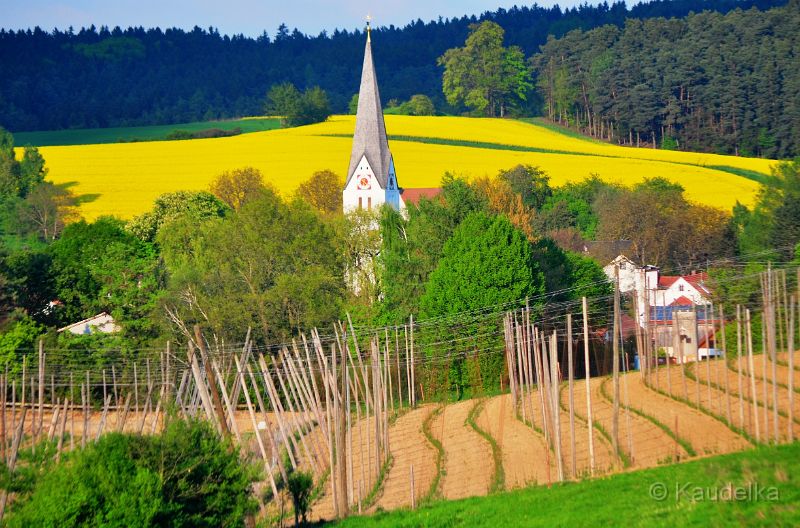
345;29;392;190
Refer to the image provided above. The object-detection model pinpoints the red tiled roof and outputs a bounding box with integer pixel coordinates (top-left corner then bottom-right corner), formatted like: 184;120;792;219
658;276;679;287
670;295;694;306
400;188;442;207
658;272;710;291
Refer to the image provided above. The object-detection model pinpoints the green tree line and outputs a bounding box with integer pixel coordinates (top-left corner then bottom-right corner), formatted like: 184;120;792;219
530;2;800;157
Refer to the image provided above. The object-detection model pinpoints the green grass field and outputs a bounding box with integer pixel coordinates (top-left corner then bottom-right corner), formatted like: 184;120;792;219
12;117;281;146
330;442;799;527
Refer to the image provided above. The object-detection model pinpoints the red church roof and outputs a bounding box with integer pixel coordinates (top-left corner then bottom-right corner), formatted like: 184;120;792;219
400;187;442;207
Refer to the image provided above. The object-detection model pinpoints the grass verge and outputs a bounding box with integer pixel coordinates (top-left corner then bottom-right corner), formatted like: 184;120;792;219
421;405;446;504
328;441;800;527
465;399;505;493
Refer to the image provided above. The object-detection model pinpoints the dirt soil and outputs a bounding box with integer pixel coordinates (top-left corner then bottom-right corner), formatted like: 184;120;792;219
430;399;493;500
625;372;750;456
475;393;551;488
372;405;437;511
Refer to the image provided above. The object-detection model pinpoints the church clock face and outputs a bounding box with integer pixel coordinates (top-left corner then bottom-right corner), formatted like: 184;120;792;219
357;174;371;190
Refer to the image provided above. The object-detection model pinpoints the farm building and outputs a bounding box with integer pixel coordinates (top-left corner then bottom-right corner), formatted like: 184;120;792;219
58;312;120;335
604;255;720;363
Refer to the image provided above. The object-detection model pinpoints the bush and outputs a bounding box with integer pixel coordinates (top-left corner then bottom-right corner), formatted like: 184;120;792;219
6;418;257;527
287;471;313;526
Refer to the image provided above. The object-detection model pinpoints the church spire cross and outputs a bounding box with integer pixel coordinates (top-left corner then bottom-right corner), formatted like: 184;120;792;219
365;14;372;41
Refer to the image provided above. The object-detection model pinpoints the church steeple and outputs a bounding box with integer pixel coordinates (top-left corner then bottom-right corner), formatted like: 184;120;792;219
345;26;393;192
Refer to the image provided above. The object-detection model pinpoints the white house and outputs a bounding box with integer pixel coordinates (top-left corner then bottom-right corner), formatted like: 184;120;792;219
343;25;439;215
603;255;639;293
58;312;120;335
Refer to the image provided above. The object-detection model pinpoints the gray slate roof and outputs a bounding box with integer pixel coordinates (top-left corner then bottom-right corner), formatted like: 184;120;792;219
345;34;393;190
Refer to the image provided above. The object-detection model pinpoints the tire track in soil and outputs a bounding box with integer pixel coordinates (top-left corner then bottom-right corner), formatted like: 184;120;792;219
430;399;493;500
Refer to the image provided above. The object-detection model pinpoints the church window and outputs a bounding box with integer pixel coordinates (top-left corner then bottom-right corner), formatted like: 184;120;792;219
367;197;372;209
358;197;363;209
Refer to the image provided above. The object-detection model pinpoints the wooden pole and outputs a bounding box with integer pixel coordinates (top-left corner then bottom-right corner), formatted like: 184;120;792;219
410;464;416;509
1;374;5;464
736;306;745;429
37;341;44;440
567;313;576;479
386;329;394;416
246;359;289;483
719;305;732;425
234;355;280;500
395;327;402;409
194;325;230;438
111;364;119;409
789;294;795;442
583;297;595;475
0;406;27;521
612;265;620;453
550;331;564;482
746;309;760;442
410;315;416;407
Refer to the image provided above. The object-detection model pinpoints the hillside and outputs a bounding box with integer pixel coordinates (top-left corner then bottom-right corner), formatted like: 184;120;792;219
0;0;786;132
331;440;800;527
26;115;772;220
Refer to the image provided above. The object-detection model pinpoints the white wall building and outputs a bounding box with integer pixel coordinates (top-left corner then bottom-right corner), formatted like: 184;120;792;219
58;312;120;335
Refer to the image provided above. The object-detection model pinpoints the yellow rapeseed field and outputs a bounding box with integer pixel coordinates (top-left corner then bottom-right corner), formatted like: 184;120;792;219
30;115;771;220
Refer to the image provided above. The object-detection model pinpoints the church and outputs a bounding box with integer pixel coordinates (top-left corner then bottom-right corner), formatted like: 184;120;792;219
342;24;440;214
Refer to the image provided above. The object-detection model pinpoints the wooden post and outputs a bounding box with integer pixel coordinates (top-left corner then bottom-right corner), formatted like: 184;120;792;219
234;355;280;500
257;354;299;470
1;374;5;464
395;327;402;409
612;265;620;453
746;309;760;442
736;306;745;429
111;364;119;409
95;394;112;441
550;332;564;482
719;306;732;425
789;295;795;442
37;341;44;440
0;406;27;521
410;315;416;407
410;464;416;509
567;313;576;479
194;325;230;438
761;325;769;439
69;372;74;451
386;329;394;416
705;303;713;412
582;297;595;475
674;414;679;461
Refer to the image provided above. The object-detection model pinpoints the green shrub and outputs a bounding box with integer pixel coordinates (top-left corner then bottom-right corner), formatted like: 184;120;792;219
287;470;313;526
6;417;257;527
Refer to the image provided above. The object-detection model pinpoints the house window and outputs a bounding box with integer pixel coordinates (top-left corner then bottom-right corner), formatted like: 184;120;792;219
679;284;684;291
367;197;372;209
358;197;363;209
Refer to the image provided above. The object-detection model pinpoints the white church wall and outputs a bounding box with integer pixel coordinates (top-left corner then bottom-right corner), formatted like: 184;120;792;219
343;155;387;212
